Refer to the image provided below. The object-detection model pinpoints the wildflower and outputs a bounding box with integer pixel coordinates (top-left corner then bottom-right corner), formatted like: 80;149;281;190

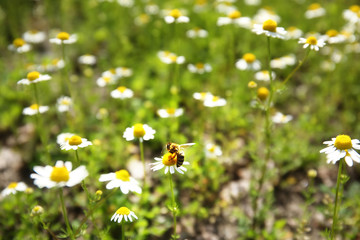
49;32;77;45
97;76;116;87
187;63;212;74
102;68;118;79
111;207;138;223
205;143;223;158
164;9;189;24
135;13;150;26
117;0;134;7
253;8;281;24
23;30;46;44
322;29;346;44
255;70;276;81
145;3;159;15
298;36;325;51
235;53;261;71
60;135;92;150
257;87;269;100
123;123;156;142
30;160;89;188
252;19;287;39
37;58;65;72
285;26;303;40
272;112;293;124
204;96;227;107
343;5;360;23
307;169;317;178
248;81;257;88
30;205;44;217
157;108;184;118
193;92;213;101
305;3;326;19
115;67;133;78
270;54;296;69
320;135;360;166
23;104;49;115
99;169;142;194
96;108;109;120
78;54;97;65
8;38;31;53
186;27;208;38
17;71;51;85
217;10;252;28
244;0;260;6
150;153;190;174
57;96;72;112
57;133;75;146
111;86;134;99
215;0;237;14
157;51;185;64
1;182;27;197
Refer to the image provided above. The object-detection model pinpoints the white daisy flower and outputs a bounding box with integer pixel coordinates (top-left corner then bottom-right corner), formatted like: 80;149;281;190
49;32;77;45
205;143;223;158
157;108;184;118
117;0;134;7
37;58;65;72
157;51;185;64
1;182;27;197
164;9;189;24
193;92;213;101
217;10;252;29
115;67;133;78
298;36;326;51
204;96;227;107
150;153;190;174
111;86;134;99
253;8;281;24
272;112;293;124
17;71;51;85
343;5;360;23
186;27;208;38
23;104;49;115
270;55;296;69
8;38;31;53
23;30;46;44
30;205;44;217
320;135;360;167
97;76;116;87
305;3;326;19
235;53;261;71
252;19;287;39
145;3;159;15
57;96;72;112
322;29;346;44
255;70;276;81
215;1;237;15
123;123;156;142
187;63;212;74
244;0;261;6
134;13;150;26
102;68;118;79
30;160;89;188
111;207;138;223
57;133;75;146
99;169;142;194
285;26;303;40
78;54;97;65
60;135;92;150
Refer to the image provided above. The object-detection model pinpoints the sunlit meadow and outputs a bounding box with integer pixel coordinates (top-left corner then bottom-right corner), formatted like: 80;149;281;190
1;0;360;239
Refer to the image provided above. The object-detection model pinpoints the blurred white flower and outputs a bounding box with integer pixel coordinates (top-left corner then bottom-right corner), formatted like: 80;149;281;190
111;86;134;99
23;104;49;115
305;3;326;19
23;30;46;44
49;32;77;45
8;38;31;53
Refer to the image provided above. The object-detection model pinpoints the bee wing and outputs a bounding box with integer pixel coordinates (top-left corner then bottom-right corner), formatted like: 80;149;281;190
179;143;195;149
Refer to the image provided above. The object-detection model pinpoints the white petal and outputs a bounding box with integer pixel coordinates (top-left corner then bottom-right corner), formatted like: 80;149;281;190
345;156;353;167
164;166;169;174
99;173;116;182
170;166;175;174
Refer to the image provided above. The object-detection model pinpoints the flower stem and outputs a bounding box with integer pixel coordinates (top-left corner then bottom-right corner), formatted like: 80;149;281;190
139;139;146;184
61;42;72;97
122;222;125;240
169;174;177;239
282;48;311;86
75;150;90;198
59;188;74;240
331;158;344;239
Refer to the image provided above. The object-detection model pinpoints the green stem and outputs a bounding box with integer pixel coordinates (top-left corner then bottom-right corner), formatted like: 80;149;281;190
282;48;311;86
75;149;80;166
169;174;177;239
61;42;74;99
331;159;343;239
122;222;125;240
59;188;74;239
39;218;60;240
139;139;146;184
75;150;90;198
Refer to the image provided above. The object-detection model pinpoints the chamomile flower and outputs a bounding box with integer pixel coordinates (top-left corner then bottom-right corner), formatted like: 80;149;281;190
17;71;51;85
150;153;190;174
217;10;252;29
57;96;72;112
253;8;281;24
320;135;360;167
135;13;150;26
111;86;134;99
1;182;27;197
23;30;46;44
205;143;223;158
193;92;213;101
322;29;346;44
123;123;156;142
343;5;360;23
117;0;134;7
235;53;261;71
115;67;133;78
215;0;237;14
157;108;184;118
23;104;49;115
164;9;189;24
30;160;88;188
270;54;296;69
257;87;269;101
78;54;97;65
97;76;116;87
186;27;208;38
57;133;75;146
111;207;138;223
145;3;159;15
305;3;326;19
272;112;293;124
244;0;260;6
60;135;92;150
8;38;31;53
102;68;118;79
188;63;212;74
37;58;65;72
252;19;287;39
255;70;276;81
298;36;326;51
204;96;227;107
49;32;77;45
30;205;44;217
157;51;185;64
285;26;303;40
99;169;142;194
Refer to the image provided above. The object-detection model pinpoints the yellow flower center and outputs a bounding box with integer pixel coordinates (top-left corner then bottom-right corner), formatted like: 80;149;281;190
212;96;219;102
116;207;130;215
133;123;146;138
228;10;241;19
195;63;205;69
262;19;277;32
308;3;321;10
61;99;70;105
8;182;18;189
257;87;270;101
243;53;256;63
162;153;177;166
169;9;182;19
103;77;111;83
169;55;178;62
50;166;70;182
326;29;338;37
208;145;216;153
13;38;25;47
117;86;127;93
287;26;297;32
248;81;257;88
166;108;176;114
57;32;70;40
350;5;360;13
52;59;60;65
68;135;82;145
30;104;39;110
115;170;130;181
27;71;40;81
334;135;352;150
306;36;318;45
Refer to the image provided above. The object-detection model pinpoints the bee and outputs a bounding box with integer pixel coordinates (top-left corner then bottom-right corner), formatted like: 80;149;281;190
166;142;195;167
